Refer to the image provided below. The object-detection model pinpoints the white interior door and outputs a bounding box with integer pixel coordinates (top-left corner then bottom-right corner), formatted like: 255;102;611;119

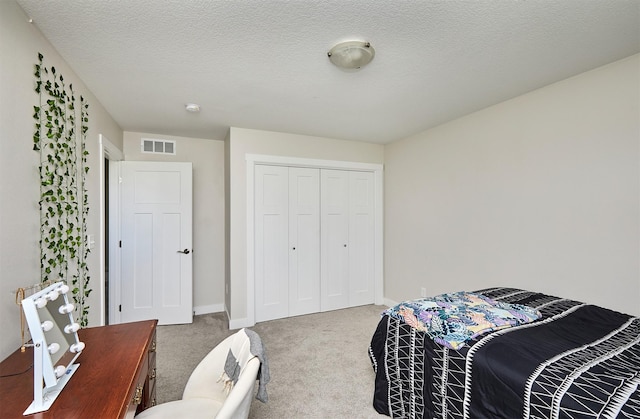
255;165;289;322
348;171;375;305
120;161;193;325
288;167;320;316
321;169;350;311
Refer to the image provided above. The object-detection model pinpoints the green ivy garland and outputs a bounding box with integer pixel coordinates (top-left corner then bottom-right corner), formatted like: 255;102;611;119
33;53;91;326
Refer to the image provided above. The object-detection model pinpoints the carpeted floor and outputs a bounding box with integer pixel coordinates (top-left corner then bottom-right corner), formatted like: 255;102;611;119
155;304;388;418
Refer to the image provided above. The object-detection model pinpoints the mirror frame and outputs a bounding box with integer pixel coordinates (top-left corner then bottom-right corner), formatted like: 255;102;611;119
21;281;84;415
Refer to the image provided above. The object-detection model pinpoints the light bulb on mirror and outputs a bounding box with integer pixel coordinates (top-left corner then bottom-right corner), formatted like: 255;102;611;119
35;297;47;309
54;365;66;378
58;303;75;314
41;320;54;332
46;290;59;301
58;284;70;294
48;342;60;354
64;323;80;334
70;342;85;353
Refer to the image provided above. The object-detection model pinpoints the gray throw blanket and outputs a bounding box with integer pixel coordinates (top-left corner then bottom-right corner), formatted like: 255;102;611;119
223;328;270;403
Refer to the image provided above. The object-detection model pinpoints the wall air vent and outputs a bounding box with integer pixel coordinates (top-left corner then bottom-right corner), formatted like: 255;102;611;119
141;138;176;155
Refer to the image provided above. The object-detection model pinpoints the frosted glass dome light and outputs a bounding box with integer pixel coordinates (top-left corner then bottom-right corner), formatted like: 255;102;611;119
327;41;375;71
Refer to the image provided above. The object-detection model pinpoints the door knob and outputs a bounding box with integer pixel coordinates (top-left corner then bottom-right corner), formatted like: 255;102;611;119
177;249;191;254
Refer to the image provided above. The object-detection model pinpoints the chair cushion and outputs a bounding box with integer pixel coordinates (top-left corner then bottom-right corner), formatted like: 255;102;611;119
182;336;232;403
135;398;222;419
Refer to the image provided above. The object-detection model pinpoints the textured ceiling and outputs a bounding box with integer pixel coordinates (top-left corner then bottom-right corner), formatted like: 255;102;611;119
16;0;640;144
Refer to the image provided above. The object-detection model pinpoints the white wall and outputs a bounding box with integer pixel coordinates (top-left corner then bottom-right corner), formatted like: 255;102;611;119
0;1;123;360
123;132;225;314
227;128;384;324
384;54;640;316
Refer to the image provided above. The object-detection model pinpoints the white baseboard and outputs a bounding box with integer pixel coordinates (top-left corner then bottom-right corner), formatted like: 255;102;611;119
193;304;255;329
193;303;224;316
228;315;255;330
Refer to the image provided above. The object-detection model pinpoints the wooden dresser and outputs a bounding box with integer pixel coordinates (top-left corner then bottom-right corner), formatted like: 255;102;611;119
0;319;157;418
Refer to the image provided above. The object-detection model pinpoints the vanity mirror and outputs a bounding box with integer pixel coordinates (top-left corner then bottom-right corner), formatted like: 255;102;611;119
21;281;84;415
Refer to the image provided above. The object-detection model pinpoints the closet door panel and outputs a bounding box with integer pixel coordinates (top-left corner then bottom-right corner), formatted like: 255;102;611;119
288;168;320;316
255;165;289;322
255;163;378;322
320;169;349;311
348;171;375;306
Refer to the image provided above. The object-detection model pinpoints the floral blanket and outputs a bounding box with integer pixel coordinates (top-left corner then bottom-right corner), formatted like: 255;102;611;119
383;291;541;349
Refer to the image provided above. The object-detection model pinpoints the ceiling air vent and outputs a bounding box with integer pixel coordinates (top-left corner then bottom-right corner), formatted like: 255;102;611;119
141;138;176;155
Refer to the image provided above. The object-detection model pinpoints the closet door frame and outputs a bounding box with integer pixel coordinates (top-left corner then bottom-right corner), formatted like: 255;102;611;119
246;154;383;327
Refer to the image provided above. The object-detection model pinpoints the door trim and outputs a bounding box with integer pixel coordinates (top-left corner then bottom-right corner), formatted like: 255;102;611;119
99;134;124;326
245;154;384;327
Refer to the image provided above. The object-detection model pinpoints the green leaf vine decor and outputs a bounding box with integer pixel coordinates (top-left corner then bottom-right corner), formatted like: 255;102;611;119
33;52;91;326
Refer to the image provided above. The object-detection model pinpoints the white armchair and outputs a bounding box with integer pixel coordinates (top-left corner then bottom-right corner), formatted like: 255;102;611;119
136;329;264;419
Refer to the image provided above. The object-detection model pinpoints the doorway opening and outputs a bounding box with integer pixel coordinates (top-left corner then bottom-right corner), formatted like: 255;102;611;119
99;134;123;326
104;157;110;324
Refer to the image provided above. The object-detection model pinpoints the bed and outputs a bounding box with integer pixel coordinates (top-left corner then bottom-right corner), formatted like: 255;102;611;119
368;287;640;418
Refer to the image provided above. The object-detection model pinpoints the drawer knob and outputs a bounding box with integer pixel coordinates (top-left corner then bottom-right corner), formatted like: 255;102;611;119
132;384;144;405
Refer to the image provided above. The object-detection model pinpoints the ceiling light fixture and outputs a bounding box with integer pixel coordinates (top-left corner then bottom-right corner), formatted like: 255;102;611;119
327;41;375;71
185;103;200;113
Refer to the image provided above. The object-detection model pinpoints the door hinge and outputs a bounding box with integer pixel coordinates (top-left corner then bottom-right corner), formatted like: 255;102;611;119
119;304;122;312
119;240;122;248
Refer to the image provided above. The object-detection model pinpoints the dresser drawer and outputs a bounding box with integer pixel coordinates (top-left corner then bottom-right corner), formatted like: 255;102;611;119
144;329;157;410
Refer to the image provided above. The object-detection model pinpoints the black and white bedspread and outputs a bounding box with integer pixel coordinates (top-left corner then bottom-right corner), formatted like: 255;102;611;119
368;287;640;418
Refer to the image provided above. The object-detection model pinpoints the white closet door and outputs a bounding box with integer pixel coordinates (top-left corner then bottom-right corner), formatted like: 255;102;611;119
321;169;350;311
288;168;320;316
348;171;375;306
255;165;289;322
